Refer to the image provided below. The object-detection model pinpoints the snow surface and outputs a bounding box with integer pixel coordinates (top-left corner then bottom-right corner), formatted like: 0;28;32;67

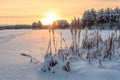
0;29;120;80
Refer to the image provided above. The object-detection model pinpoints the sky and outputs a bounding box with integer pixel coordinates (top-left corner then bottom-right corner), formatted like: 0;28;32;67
0;0;120;25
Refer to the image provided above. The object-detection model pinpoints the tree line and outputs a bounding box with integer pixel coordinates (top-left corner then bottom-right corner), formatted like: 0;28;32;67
32;7;120;29
32;19;70;29
81;7;120;29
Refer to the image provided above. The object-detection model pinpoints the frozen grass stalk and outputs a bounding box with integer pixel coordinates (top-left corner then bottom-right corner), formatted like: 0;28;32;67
52;29;57;53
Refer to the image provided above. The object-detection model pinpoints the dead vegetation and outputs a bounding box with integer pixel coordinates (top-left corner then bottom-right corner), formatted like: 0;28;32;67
21;18;120;73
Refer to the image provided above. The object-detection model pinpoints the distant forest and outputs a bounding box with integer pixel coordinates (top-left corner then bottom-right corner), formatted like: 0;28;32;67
80;6;120;29
0;25;31;30
0;7;120;30
32;7;120;29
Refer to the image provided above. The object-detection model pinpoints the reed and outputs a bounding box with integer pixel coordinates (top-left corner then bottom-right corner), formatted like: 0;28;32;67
52;29;57;53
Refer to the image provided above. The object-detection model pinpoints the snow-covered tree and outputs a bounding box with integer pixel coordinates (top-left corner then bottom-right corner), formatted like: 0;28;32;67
52;20;70;29
81;7;120;29
96;8;106;24
32;21;42;29
81;9;96;29
71;17;81;29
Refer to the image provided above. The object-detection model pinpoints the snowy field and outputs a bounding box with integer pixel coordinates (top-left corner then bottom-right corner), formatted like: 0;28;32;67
0;29;120;80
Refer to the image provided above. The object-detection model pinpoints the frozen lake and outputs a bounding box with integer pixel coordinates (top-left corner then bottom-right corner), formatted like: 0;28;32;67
0;29;120;80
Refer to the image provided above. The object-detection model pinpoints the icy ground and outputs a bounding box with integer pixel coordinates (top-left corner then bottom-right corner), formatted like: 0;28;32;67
0;29;120;80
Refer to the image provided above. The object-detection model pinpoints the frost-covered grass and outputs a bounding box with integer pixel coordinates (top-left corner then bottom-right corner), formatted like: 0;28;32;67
0;29;120;80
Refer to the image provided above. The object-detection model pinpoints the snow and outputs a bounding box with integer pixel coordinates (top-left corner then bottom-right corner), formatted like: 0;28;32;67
0;29;120;80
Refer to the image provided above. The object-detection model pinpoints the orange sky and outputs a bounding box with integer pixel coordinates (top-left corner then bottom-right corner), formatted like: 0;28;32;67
0;0;120;25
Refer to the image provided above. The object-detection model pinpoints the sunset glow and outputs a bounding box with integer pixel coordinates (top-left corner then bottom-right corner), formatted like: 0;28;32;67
0;0;120;25
41;13;59;25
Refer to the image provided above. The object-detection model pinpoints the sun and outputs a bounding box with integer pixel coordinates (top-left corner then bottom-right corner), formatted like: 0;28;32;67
41;13;59;25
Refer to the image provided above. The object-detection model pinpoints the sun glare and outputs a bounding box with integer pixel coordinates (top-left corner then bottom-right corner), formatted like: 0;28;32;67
41;13;59;25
